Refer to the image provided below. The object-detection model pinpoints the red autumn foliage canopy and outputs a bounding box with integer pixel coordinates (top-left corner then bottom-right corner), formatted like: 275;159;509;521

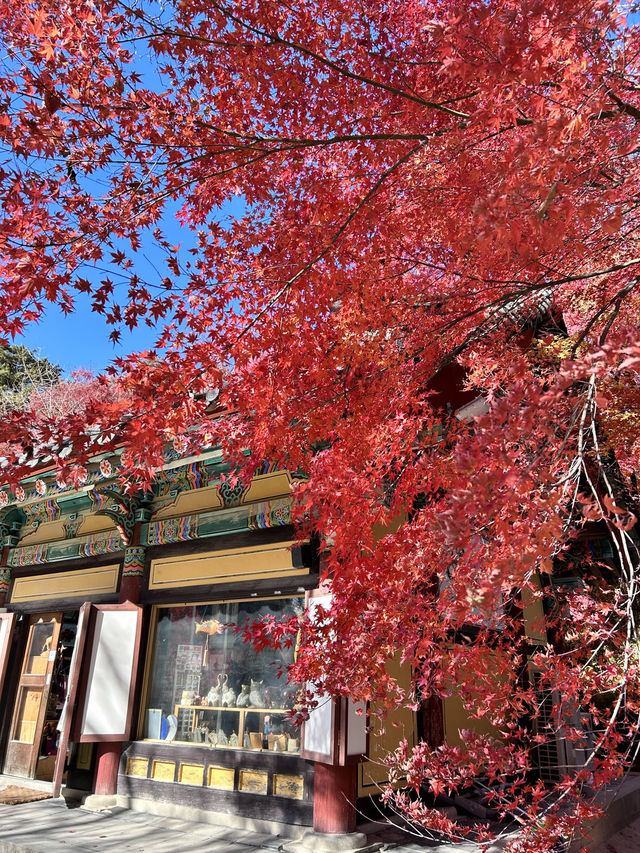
1;0;640;847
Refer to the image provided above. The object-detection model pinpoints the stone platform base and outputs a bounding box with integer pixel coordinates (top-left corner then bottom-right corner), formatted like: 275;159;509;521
282;831;382;853
82;794;118;812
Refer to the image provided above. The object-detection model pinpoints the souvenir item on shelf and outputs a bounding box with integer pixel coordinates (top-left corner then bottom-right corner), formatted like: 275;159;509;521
287;737;298;752
181;689;196;705
216;728;228;746
221;675;236;707
166;714;177;742
208;730;217;745
236;684;250;707
249;732;262;749
263;687;273;708
207;674;223;706
243;731;251;749
229;732;239;747
249;679;264;707
146;708;162;739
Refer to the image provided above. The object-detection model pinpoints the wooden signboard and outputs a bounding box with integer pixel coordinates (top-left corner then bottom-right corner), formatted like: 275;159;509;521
340;697;368;764
72;602;143;743
300;594;337;762
299;593;368;765
300;690;338;763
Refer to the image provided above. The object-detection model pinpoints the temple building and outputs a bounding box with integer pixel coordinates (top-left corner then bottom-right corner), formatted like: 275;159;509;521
0;444;424;833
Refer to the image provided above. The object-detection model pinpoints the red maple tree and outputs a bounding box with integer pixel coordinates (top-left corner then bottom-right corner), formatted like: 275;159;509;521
1;0;640;847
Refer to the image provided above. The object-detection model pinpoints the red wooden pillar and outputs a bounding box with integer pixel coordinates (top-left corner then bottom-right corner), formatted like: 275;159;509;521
313;762;358;833
92;544;146;799
421;694;445;748
93;743;122;795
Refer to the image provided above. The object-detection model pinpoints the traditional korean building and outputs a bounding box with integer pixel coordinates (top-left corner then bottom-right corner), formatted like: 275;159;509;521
0;443;421;835
0;361;586;834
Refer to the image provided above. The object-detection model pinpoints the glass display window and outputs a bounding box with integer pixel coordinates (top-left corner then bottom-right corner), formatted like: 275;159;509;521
143;596;304;754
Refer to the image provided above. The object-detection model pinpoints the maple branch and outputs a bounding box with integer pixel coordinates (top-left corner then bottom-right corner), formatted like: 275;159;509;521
227;140;427;351
569;278;640;356
194;128;434;146
395;255;640;292
607;90;640;123
208;1;471;120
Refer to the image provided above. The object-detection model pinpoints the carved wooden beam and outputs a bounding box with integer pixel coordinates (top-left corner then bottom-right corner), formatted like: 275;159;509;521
93;488;154;546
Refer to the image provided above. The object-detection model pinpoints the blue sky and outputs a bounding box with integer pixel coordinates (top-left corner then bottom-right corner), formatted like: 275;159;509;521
20;297;161;374
18;193;246;375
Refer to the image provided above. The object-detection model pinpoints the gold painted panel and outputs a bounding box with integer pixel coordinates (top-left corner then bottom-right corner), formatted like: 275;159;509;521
149;543;307;590
178;763;204;785
523;575;547;643
18;520;67;547
358;654;417;795
151;760;176;781
238;769;268;795
273;774;304;800
152;485;223;520
126;757;149;778
77;515;116;535
76;742;93;770
207;765;235;790
11;565;119;603
243;472;292;503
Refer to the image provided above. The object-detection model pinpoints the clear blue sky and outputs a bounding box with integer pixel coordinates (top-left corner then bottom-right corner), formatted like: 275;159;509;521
20;297;161;374
18;195;246;375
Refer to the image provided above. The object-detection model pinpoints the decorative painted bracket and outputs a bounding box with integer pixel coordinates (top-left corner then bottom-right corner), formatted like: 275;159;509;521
218;479;247;508
0;507;25;548
93;488;154;546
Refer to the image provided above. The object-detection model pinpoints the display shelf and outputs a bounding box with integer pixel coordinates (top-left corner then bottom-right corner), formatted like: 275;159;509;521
172;704;297;752
174;704;292;714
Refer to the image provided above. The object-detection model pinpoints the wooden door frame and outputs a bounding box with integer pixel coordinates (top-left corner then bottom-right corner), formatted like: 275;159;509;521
3;612;62;779
52;603;91;797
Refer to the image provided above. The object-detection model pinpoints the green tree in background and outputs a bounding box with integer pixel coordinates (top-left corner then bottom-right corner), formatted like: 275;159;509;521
0;346;62;412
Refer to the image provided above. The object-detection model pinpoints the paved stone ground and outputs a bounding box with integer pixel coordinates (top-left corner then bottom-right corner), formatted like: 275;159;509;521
0;799;288;853
0;798;477;853
0;794;638;853
591;814;640;853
